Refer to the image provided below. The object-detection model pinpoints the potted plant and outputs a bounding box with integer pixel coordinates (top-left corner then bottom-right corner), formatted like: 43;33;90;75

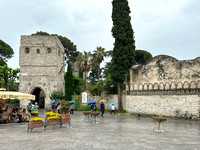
152;116;168;122
60;100;70;124
31;111;38;116
46;115;61;126
28;117;44;131
46;112;61;120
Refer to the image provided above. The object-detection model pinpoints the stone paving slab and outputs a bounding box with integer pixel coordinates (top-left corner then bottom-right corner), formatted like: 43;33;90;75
0;110;199;150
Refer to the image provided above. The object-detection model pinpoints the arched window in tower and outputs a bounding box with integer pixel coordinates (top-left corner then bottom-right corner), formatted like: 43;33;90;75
25;47;30;53
36;49;40;53
47;47;51;53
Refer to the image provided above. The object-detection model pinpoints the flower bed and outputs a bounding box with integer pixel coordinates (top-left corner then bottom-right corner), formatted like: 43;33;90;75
31;111;38;116
152;116;168;122
46;116;61;127
46;112;61;120
28;117;44;132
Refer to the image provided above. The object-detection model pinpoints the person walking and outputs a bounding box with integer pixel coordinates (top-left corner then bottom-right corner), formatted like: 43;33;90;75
70;103;74;114
52;102;56;113
110;104;116;117
100;102;105;117
57;103;61;114
91;104;97;112
27;102;32;113
34;102;39;112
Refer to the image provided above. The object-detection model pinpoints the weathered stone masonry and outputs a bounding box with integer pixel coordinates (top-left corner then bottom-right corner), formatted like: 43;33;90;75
19;35;65;109
126;55;200;117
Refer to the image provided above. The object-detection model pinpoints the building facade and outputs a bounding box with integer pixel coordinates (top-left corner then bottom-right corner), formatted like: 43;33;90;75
19;35;65;109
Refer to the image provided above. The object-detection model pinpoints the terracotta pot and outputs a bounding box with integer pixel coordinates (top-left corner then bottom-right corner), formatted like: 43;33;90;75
91;112;100;116
46;119;60;126
62;114;70;119
83;111;91;115
61;114;70;124
29;121;44;128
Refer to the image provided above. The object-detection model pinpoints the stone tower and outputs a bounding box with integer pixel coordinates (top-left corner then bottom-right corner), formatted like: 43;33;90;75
19;35;65;109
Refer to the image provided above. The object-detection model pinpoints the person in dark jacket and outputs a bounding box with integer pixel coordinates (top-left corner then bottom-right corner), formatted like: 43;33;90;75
100;102;105;117
52;102;56;113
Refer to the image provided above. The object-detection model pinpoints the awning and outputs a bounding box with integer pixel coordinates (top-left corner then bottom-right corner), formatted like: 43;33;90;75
0;91;35;101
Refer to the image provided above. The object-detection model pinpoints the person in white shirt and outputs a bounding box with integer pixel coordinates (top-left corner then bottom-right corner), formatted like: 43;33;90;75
110;104;116;117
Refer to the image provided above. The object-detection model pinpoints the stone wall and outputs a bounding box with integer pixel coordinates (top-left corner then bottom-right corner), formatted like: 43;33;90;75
125;55;200;118
125;94;200;117
19;35;65;109
127;55;200;91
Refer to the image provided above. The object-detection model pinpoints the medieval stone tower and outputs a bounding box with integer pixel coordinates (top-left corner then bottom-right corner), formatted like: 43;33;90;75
19;35;65;109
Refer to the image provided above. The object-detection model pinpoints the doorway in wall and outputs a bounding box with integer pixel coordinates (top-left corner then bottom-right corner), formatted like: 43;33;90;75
31;87;45;109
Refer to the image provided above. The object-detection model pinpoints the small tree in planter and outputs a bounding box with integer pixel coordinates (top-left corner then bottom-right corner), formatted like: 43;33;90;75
60;100;71;124
60;100;70;114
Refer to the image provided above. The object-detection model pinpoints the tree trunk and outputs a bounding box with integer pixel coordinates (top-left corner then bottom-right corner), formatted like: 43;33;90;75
98;62;100;96
117;83;123;112
84;70;87;91
5;79;8;91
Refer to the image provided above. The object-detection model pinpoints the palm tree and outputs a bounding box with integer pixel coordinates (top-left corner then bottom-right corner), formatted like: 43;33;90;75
76;51;92;90
93;47;107;95
93;47;107;81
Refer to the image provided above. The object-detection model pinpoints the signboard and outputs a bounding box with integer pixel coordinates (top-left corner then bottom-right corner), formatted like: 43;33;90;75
82;92;87;104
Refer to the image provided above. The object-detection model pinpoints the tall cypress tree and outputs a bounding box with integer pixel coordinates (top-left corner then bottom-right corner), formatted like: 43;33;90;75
65;61;74;101
111;0;135;111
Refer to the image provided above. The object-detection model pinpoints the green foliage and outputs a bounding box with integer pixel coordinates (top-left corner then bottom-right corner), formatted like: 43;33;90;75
60;99;70;114
121;109;127;113
65;61;74;101
73;76;84;95
75;105;91;111
135;50;152;64
0;40;14;66
87;85;98;96
76;51;92;90
111;0;135;83
88;67;99;85
73;95;81;108
103;62;118;94
32;31;78;62
6;99;19;104
111;0;135;111
50;90;64;100
0;65;20;90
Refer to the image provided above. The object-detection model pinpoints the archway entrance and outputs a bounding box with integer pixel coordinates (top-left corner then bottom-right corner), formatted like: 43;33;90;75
31;87;45;109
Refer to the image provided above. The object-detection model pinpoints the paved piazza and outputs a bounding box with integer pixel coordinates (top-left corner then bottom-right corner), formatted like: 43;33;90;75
0;110;199;150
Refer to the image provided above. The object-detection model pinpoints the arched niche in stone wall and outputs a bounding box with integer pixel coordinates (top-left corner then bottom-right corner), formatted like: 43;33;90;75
197;80;200;89
171;82;177;90
190;81;196;89
143;83;148;90
133;84;139;90
138;84;143;91
159;82;164;90
149;83;153;90
126;85;130;91
183;81;189;89
154;83;159;90
165;82;170;90
177;82;183;89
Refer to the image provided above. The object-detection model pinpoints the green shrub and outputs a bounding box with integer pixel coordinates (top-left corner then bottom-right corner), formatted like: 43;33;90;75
6;99;19;104
77;105;91;111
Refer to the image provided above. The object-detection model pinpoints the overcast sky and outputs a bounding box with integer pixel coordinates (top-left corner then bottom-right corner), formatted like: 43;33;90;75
0;0;200;69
